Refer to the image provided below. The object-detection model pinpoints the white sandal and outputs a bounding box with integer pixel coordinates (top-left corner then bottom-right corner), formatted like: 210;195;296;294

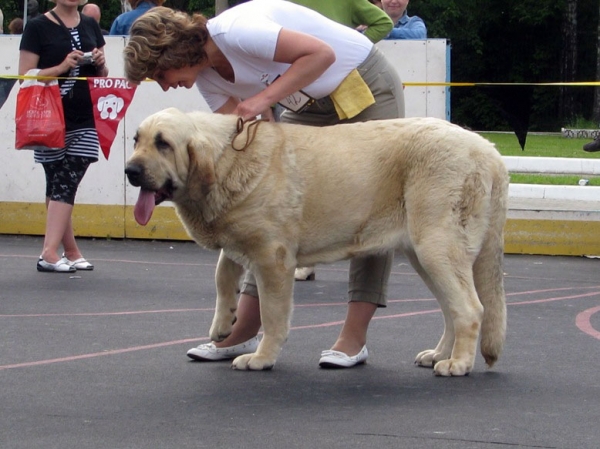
37;257;76;273
319;346;369;369
187;336;260;361
61;254;94;271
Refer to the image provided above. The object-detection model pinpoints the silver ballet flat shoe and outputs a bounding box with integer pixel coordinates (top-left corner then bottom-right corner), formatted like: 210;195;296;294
61;254;94;271
186;336;260;361
37;257;76;273
319;346;369;369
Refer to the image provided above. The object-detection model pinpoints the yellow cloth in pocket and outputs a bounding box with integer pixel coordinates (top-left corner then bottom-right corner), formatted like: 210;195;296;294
330;69;375;120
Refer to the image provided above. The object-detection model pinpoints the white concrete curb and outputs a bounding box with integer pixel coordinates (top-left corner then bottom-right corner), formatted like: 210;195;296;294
503;156;600;176
503;157;600;203
509;184;600;202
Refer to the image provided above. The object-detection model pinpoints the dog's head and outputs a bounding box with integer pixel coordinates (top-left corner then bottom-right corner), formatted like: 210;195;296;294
125;107;217;226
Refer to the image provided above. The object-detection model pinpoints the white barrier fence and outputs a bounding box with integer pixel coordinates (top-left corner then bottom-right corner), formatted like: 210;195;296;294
504;156;600;176
0;37;450;214
506;157;600;203
2;36;597;256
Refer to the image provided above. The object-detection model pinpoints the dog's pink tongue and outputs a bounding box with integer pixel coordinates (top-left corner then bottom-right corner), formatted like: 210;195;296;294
134;190;155;226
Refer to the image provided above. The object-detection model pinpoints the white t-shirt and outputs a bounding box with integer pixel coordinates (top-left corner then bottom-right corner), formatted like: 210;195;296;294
198;0;373;112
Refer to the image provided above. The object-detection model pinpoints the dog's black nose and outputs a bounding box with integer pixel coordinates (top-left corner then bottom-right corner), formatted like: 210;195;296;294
125;164;142;186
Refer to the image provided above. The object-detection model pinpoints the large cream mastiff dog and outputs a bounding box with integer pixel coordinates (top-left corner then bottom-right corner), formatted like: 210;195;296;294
125;108;509;377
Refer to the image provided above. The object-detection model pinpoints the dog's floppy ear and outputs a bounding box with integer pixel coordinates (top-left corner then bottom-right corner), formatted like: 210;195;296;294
186;139;216;200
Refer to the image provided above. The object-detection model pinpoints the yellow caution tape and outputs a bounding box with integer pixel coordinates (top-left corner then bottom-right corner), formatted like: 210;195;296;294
1;74;598;87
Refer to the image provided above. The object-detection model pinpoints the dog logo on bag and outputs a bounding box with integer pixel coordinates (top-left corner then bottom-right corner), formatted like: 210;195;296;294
97;94;125;120
32;94;49;109
27;94;52;119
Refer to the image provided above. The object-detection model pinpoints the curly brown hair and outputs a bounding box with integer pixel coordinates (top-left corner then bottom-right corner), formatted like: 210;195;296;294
124;7;209;84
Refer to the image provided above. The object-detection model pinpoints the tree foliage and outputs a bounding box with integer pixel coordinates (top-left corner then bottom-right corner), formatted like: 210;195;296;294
411;0;598;130
0;0;215;32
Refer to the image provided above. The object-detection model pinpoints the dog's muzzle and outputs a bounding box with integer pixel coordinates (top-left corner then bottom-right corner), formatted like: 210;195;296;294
125;164;143;187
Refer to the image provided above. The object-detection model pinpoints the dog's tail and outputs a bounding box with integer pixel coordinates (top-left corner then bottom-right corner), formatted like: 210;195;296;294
473;165;509;368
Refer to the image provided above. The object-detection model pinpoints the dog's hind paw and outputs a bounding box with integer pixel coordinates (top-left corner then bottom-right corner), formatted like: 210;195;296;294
231;353;275;371
433;359;472;377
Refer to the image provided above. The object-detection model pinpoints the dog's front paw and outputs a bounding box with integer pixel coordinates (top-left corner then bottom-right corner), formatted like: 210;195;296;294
231;353;275;371
433;358;472;377
209;309;237;341
415;349;445;368
209;314;236;342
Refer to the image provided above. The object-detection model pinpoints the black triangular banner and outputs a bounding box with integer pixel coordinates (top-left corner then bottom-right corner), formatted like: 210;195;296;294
483;85;533;150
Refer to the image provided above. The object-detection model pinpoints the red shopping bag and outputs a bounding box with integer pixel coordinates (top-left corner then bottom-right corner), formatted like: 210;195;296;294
15;70;65;149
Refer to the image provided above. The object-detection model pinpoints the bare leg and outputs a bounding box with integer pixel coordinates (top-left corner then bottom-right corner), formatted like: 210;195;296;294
328;250;392;357
210;282;378;357
213;293;262;348
61;213;83;261
329;301;377;356
211;294;377;356
40;199;81;263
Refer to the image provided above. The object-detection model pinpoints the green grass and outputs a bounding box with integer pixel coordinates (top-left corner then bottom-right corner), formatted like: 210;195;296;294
509;173;600;186
478;132;600;185
479;132;600;158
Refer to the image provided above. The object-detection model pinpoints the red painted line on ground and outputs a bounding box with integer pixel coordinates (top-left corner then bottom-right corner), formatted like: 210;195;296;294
507;286;600;296
575;306;600;340
0;254;216;267
509;291;600;305
0;308;215;318
0;299;436;318
4;288;600;319
0;310;441;371
1;290;599;371
293;309;441;331
0;254;429;283
0;337;209;371
296;298;436;308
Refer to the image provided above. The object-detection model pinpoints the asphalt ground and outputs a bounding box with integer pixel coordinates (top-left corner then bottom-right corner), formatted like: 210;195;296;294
1;234;599;449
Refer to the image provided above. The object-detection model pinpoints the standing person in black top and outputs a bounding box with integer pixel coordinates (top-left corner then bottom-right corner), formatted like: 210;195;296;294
19;0;108;273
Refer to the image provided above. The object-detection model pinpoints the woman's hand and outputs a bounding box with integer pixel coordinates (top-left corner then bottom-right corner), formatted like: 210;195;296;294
91;48;109;76
216;97;274;121
91;48;105;69
233;95;274;121
62;50;83;72
260;107;275;122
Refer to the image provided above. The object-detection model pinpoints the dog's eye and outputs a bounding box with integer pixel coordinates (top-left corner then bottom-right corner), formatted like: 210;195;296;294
154;133;171;152
156;138;171;152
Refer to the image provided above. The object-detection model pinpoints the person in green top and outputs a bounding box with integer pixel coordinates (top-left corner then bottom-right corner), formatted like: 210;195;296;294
288;0;393;43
